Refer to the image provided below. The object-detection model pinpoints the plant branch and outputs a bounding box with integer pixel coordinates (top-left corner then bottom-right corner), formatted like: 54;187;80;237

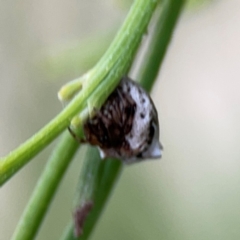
61;148;122;240
139;0;186;92
11;131;79;240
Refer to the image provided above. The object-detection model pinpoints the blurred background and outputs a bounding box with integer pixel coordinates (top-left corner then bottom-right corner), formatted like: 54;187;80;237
1;0;240;239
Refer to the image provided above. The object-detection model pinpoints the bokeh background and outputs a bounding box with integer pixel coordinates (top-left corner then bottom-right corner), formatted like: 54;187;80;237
1;0;240;239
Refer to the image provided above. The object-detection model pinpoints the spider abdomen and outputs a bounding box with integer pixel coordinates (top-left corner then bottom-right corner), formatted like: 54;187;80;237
75;76;163;163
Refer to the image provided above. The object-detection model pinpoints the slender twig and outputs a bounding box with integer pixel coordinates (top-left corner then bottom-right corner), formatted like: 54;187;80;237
139;0;185;92
61;148;122;240
11;132;79;240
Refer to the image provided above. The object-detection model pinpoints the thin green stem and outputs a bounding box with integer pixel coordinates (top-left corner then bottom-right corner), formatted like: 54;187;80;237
61;148;122;240
0;111;74;186
11;131;79;240
139;0;185;92
0;0;159;186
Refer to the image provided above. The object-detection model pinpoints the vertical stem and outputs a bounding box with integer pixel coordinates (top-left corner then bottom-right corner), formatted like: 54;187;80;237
140;0;185;92
11;132;79;240
61;147;123;240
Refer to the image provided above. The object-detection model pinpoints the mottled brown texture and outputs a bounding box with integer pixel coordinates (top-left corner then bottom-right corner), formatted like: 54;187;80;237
83;79;136;158
73;201;94;237
69;76;162;163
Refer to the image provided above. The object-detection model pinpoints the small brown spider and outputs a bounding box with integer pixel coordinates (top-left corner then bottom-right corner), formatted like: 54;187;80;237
69;76;162;163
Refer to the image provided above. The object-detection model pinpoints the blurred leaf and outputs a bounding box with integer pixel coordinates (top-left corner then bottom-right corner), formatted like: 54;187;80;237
37;31;116;81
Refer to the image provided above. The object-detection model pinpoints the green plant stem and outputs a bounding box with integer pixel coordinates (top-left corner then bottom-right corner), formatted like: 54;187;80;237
61;1;185;239
140;0;185;92
61;148;122;240
11;131;79;240
0;0;159;186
